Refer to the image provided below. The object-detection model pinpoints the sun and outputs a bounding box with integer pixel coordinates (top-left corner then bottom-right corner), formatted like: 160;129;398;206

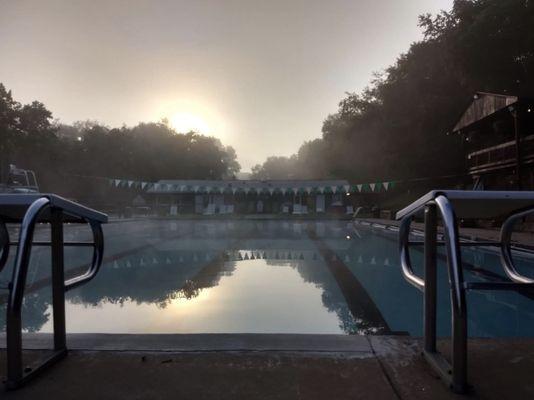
170;112;211;134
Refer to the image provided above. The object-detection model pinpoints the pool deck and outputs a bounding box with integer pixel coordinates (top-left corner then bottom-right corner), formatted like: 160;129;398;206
1;334;534;399
354;217;534;246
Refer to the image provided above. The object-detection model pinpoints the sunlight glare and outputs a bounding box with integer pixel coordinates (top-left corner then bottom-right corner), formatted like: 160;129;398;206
170;112;211;134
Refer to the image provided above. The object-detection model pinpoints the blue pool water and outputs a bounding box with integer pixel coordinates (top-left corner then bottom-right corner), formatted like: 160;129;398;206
1;219;534;336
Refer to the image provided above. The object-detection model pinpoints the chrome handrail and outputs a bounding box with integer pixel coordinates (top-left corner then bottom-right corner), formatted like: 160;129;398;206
398;195;466;309
7;197;51;314
65;219;104;291
500;208;534;284
5;195;106;389
398;194;467;392
398;191;534;393
0;221;9;273
434;195;466;317
399;214;424;290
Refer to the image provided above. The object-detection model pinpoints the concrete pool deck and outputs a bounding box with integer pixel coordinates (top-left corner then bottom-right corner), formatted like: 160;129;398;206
354;217;534;246
1;334;534;399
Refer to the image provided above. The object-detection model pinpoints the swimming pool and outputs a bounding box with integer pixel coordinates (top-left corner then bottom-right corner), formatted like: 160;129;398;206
1;219;534;336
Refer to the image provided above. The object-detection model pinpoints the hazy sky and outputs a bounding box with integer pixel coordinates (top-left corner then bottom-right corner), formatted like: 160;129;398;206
0;0;452;171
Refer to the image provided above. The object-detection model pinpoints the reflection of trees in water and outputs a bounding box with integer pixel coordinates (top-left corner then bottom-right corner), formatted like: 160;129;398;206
261;256;360;334
68;250;236;308
0;249;236;332
0;222;385;335
290;259;361;334
0;291;51;333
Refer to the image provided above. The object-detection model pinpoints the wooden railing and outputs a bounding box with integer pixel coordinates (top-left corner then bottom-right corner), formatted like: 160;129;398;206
467;134;534;174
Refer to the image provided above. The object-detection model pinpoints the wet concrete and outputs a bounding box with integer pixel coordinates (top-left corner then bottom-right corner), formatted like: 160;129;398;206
1;334;534;399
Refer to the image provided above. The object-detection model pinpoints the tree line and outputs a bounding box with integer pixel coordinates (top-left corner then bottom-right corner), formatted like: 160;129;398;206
0;83;240;194
251;0;534;183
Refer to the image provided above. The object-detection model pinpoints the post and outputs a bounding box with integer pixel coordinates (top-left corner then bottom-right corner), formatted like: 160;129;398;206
452;307;468;392
424;204;438;352
512;109;522;189
50;208;67;351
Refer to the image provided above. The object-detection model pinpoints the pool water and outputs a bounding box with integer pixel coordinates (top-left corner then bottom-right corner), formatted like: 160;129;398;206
1;220;534;336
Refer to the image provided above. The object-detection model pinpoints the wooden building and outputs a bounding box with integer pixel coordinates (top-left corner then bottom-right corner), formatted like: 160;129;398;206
452;92;534;189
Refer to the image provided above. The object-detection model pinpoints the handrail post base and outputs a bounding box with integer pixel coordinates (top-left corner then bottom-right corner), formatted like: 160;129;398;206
5;348;68;390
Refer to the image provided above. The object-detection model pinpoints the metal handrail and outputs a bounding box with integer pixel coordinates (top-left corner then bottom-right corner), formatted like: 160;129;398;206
399;194;467;392
0;221;9;273
65;219;104;291
6;201;105;297
399;195;466;304
500;208;534;284
399;215;424;290
434;195;466;317
7;197;51;315
5;195;106;389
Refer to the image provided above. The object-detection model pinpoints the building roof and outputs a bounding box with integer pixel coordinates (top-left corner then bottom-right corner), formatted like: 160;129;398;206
147;179;350;194
452;92;519;134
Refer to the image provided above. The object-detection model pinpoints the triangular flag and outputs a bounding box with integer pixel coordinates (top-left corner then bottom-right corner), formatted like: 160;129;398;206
357;184;363;192
370;183;376;191
383;182;390;190
343;185;350;193
331;186;337;193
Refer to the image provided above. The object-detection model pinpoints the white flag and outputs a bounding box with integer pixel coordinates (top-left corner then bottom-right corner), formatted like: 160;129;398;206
370;183;376;191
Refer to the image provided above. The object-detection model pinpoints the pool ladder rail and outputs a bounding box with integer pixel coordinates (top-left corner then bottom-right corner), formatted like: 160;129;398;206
397;190;534;394
0;194;107;390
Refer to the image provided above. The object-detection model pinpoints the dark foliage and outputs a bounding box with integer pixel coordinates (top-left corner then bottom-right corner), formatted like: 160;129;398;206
252;0;534;182
0;84;240;194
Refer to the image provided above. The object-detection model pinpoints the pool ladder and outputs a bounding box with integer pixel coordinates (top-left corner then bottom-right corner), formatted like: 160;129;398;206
398;194;534;393
0;195;107;390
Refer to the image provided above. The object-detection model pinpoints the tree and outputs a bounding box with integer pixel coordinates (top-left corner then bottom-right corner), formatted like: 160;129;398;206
254;0;534;184
0;83;241;199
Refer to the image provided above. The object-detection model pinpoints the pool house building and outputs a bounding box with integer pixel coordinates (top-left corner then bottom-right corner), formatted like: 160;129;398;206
146;179;353;216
